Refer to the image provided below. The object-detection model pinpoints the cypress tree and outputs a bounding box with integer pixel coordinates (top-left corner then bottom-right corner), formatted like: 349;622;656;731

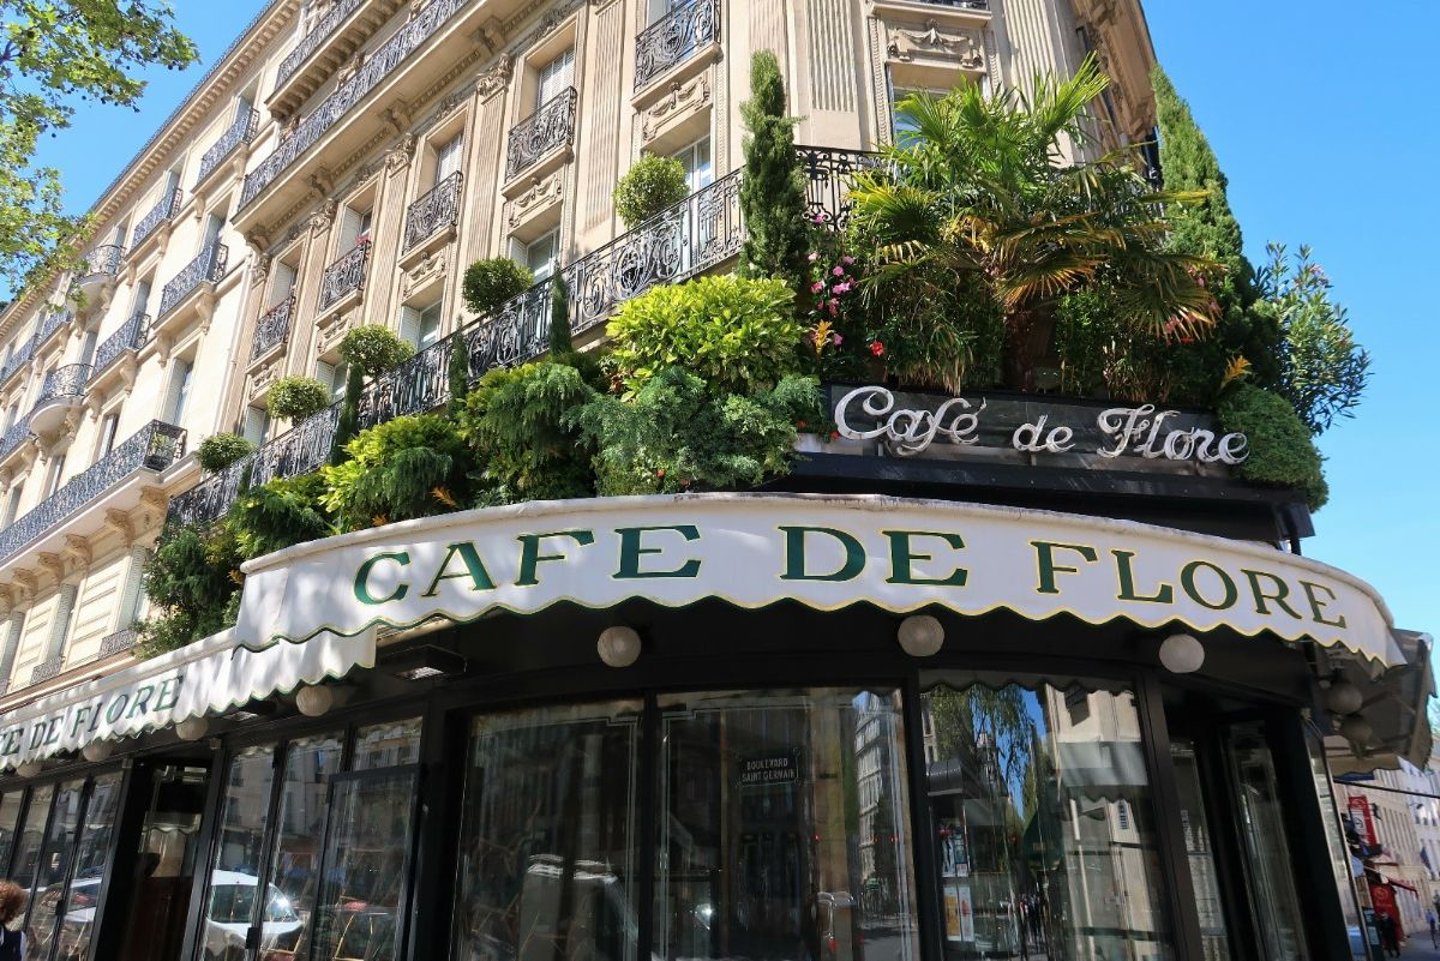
329;364;365;465
1152;66;1281;388
738;51;810;303
548;271;573;356
447;330;471;418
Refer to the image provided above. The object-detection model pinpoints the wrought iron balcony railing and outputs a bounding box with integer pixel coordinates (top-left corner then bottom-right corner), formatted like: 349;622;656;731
29;656;63;686
98;628;138;658
635;0;719;90
274;0;366;92
0;336;35;385
196;107;260;185
0;414;30;461
36;364;92;407
912;0;988;7
319;241;369;312
168;147;873;526
37;309;72;348
403;172;463;253
0;420;185;567
159;242;229;318
91;311;151;378
505;87;578;181
242;0;470;209
252;295;296;360
132;187;183;248
82;244;125;278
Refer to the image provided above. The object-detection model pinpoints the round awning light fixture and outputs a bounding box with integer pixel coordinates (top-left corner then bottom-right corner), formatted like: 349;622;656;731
15;761;42;779
597;626;642;668
81;741;114;763
1339;714;1373;747
898;615;945;658
296;685;336;717
175;717;209;742
1158;633;1205;674
1325;680;1364;716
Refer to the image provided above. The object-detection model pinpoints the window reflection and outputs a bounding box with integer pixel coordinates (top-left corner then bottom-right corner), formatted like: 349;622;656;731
56;771;123;961
655;689;918;961
920;679;1172;960
25;779;85;960
9;784;54;921
0;791;22;873
452;701;641;961
353;717;423;771
264;732;344;959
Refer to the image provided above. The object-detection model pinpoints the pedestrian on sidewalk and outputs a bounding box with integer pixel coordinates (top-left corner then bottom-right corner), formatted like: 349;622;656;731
1377;911;1400;959
0;881;26;961
1429;906;1438;948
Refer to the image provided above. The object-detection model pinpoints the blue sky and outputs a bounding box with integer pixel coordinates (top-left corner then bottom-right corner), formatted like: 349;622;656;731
33;3;1440;659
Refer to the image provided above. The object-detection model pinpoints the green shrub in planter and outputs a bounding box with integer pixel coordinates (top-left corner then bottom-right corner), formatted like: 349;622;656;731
1217;384;1328;510
606;275;802;396
266;376;332;421
613;154;688;229
321;413;471;530
196;433;255;472
228;473;334;558
463;257;534;317
340;324;415;377
135;521;244;658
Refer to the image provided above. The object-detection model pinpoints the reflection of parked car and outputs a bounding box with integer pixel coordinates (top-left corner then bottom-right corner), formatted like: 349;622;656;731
64;869;303;961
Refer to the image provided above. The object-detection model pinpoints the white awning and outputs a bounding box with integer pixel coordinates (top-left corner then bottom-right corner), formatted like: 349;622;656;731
0;627;374;770
235;493;1406;670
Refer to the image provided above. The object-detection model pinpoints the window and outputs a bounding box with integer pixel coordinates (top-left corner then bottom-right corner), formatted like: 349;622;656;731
78;326;99;368
242;405;270;446
316;360;349;404
166;358;193;426
3;482;22;526
202;211;224;250
269;260;298;307
2;402;18;433
131;278;153;317
401;301;444;350
525;230;560;281
96;411;120;458
340;205;373;252
44;453;65;497
672;137;713;192
435;133;464;185
647;0;692;24
891;87;923;144
536;48;575;108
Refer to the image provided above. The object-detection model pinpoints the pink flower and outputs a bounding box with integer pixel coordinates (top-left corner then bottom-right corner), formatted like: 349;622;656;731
870;340;886;358
832;281;852;295
832;333;843;346
808;252;820;263
832;266;845;277
810;281;826;294
841;255;856;266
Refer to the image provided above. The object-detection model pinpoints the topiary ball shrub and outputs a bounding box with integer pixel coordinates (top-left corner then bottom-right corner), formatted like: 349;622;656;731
340;324;415;377
196;433;255;472
1217;383;1328;510
266;376;332;421
606;275;802;396
613;154;688;229
463;257;534;317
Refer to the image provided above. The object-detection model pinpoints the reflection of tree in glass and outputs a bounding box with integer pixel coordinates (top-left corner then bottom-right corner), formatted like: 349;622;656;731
928;685;1038;800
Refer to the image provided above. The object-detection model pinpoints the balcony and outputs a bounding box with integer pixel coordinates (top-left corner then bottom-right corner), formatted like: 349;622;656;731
402;171;462;260
634;0;720;92
195;107;260;187
505;87;578;183
251;295;296;362
158;242;229;320
237;0;482;227
0;420;185;570
131;187;182;251
30;363;92;435
90;311;151;382
871;0;991;26
98;628;138;659
318;241;369;314
76;245;125;304
0;335;35;387
268;0;404;120
0;413;31;465
36;309;72;351
169;148;872;526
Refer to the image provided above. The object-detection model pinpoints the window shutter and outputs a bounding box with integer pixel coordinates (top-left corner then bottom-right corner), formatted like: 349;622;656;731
0;612;25;689
271;262;298;306
165;360;192;425
118;546;151;629
46;584;79;663
243;405;269;445
133;280;152;315
399;307;422;348
436;136;463;183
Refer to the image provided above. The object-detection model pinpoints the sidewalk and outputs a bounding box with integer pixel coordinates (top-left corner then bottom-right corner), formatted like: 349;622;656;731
1399;937;1440;959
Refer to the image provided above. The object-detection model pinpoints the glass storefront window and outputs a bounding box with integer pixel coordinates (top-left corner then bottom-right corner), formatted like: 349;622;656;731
1228;723;1310;960
655;688;918;961
263;732;345;959
353;717;423;770
919;678;1173;960
56;771;123;961
9;783;54;908
209;744;277;961
1170;737;1232;960
452;701;642;961
25;779;85;959
0;790;23;874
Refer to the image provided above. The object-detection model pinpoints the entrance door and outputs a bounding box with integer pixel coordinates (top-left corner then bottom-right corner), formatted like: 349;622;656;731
1166;702;1317;961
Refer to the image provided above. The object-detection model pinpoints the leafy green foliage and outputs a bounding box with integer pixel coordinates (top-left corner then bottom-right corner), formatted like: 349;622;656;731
321;414;470;530
266;376;332;421
572;367;821;495
196;433;255;473
134;521;242;658
738;51;810;302
339;325;415;377
613;154;689;229
0;1;198;289
1253;243;1370;434
228;474;334;558
850;57;1219;391
1151;65;1281;395
548;271;573;356
606;275;802;395
462;257;534;317
448;330;471;417
330;363;365;466
1217;384;1328;510
459;361;598;504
